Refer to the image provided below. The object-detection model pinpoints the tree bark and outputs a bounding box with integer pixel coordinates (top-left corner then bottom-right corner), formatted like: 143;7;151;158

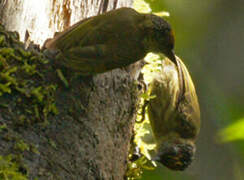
0;0;132;45
0;0;137;180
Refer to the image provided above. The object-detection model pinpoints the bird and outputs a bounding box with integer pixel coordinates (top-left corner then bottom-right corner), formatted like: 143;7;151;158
147;56;201;171
44;7;184;95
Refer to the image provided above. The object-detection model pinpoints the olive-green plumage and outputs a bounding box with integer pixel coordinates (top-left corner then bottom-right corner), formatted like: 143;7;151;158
44;7;177;76
148;56;200;171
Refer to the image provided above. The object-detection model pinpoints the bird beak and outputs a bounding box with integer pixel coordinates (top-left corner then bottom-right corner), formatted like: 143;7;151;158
165;50;185;103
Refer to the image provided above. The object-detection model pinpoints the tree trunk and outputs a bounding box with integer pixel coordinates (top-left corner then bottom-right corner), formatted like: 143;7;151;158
0;1;137;180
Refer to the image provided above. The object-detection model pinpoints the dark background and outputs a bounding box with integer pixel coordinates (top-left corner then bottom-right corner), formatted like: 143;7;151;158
138;0;244;179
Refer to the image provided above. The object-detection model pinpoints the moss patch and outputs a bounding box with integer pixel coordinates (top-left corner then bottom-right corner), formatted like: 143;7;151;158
0;155;28;180
0;24;58;125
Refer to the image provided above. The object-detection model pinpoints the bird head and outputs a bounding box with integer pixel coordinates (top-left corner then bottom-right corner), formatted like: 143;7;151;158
146;14;176;63
153;140;196;171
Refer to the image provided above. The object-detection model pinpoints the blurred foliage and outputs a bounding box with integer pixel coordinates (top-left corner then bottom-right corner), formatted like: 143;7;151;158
133;0;244;180
143;0;166;12
218;117;244;143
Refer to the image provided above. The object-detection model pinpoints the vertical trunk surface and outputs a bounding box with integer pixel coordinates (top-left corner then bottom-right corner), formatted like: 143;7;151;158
0;0;137;179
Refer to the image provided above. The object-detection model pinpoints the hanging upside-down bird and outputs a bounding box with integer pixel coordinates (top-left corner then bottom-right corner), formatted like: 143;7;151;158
147;56;201;171
44;7;198;170
44;7;184;96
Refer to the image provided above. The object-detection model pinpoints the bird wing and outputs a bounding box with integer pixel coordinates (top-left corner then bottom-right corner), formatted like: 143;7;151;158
177;57;201;130
44;17;92;49
45;8;141;51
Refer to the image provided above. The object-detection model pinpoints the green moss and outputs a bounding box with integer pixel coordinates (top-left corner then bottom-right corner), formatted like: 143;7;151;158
0;155;27;180
0;123;7;133
14;140;30;152
29;144;40;155
0;24;58;125
48;139;57;150
0;35;6;46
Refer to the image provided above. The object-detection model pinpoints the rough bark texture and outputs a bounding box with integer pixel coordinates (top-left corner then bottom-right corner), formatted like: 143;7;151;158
0;0;132;46
0;0;137;180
